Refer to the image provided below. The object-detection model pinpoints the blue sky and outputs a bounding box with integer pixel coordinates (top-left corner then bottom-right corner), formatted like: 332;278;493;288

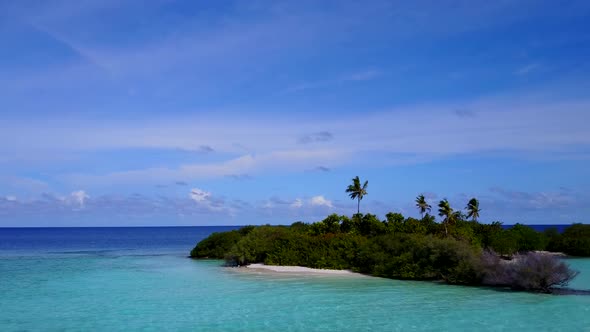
1;0;590;226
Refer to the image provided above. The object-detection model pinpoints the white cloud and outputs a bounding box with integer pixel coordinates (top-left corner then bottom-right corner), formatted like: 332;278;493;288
5;195;17;202
189;188;211;203
310;195;333;208
188;188;232;214
1;188;586;226
291;198;303;208
44;190;90;209
68;190;89;208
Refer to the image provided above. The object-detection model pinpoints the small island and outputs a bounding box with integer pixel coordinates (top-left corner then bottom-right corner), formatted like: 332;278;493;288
191;177;589;294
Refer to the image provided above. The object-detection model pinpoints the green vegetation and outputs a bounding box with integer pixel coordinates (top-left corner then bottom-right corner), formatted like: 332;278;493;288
190;179;588;293
415;194;431;219
190;214;587;293
466;198;480;221
190;226;254;258
546;224;590;256
437;199;455;236
346;176;368;214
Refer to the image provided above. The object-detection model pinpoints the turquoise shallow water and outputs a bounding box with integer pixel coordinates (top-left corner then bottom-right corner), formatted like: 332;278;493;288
1;227;590;331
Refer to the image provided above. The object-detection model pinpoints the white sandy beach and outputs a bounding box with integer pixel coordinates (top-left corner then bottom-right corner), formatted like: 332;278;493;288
240;263;363;276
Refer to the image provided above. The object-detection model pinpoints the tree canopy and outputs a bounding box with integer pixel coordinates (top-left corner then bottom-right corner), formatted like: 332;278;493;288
346;176;368;214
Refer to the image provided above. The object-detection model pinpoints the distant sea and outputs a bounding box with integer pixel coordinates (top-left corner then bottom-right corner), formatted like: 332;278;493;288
1;226;589;331
502;224;572;232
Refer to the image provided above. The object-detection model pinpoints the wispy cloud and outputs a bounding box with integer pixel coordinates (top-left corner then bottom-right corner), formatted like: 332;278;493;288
2;0;590;225
61;149;350;186
2;187;585;226
422;192;438;200
224;174;253;181
189;188;211;203
0;176;51;195
188;188;232;213
453;109;477;118
515;63;540;76
309;166;331;172
341;69;382;81
2;93;588;187
197;145;215;153
298;131;334;144
284;69;382;93
489;186;574;209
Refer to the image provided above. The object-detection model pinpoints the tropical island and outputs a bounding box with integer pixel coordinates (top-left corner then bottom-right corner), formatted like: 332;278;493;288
191;177;590;294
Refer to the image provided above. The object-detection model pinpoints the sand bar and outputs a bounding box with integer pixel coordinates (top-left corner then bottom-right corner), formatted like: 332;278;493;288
242;263;363;276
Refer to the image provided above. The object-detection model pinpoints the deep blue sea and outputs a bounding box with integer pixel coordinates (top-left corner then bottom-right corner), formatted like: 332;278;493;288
1;226;589;331
502;224;571;233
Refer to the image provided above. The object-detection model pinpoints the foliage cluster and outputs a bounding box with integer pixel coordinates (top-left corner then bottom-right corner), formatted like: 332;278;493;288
355;233;481;284
545;224;590;256
190;226;254;258
190;212;587;292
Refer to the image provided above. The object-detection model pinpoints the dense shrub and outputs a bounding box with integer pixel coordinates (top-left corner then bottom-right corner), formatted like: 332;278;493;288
451;220;480;246
402;217;428;235
487;224;546;255
225;226;293;265
190;225;256;258
190;214;587;293
308;214;349;235
543;227;561;252
355;234;481;284
489;230;519;256
469;221;503;248
507;224;547;252
289;221;309;233
385;213;429;235
190;230;243;258
356;213;388;237
551;224;590;256
225;226;367;269
480;251;578;293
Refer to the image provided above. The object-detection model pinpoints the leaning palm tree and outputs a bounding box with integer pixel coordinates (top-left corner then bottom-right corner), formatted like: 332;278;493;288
415;194;431;218
437;199;455;236
346;176;368;214
465;198;481;222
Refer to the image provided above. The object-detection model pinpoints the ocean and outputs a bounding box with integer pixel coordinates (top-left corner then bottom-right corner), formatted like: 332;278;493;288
1;226;589;331
502;224;572;233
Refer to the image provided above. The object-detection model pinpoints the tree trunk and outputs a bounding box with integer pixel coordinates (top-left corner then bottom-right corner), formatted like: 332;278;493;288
357;198;360;214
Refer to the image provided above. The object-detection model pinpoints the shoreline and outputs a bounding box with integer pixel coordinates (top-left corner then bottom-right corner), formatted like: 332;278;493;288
533;251;567;257
236;263;365;276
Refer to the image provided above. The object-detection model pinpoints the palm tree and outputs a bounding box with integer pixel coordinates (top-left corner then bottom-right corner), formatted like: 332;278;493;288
415;194;431;218
437;199;455;236
346;176;368;214
465;198;481;222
